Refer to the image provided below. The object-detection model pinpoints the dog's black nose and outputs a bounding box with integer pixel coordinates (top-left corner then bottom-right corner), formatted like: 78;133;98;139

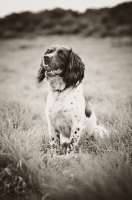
44;55;50;60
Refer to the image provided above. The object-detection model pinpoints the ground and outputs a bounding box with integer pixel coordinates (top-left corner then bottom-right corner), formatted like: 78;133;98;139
0;36;132;200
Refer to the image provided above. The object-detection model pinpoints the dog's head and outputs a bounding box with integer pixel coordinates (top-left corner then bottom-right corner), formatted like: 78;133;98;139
37;45;85;89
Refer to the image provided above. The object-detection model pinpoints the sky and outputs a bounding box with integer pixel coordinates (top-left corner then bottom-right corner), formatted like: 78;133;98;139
0;0;131;18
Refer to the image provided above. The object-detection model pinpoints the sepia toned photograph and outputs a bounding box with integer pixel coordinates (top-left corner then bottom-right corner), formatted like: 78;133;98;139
0;0;132;199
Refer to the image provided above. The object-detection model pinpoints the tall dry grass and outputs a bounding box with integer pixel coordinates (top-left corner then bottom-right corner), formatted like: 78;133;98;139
0;36;132;200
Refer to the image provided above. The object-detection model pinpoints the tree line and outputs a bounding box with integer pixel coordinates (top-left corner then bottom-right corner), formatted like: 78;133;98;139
0;2;132;38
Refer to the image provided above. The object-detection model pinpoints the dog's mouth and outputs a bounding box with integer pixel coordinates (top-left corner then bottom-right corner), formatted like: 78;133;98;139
43;59;62;77
42;59;55;77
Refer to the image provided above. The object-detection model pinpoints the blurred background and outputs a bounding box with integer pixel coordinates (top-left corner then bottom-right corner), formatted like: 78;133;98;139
0;0;132;113
0;0;132;38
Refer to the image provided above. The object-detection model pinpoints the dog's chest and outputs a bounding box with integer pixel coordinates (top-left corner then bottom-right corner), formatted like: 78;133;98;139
45;87;86;133
46;94;80;120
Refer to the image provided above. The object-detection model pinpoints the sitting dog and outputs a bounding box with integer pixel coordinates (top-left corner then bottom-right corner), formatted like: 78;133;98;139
37;45;108;154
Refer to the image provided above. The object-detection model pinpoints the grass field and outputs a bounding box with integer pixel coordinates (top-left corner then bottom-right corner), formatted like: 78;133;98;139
0;36;132;200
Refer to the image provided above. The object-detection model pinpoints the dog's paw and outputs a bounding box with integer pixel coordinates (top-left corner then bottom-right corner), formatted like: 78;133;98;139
93;125;109;138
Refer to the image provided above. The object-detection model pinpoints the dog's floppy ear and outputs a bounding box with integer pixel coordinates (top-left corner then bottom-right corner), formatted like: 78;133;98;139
36;59;45;83
63;50;85;88
36;49;50;83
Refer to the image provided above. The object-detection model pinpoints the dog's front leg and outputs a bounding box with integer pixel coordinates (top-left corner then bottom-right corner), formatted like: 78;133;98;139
66;126;83;154
46;106;60;155
49;128;60;155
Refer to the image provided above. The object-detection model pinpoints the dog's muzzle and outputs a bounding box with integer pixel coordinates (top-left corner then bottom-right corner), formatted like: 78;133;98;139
42;58;56;77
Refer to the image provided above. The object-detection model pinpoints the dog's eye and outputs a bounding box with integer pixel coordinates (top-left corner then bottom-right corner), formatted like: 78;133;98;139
58;50;65;57
48;49;53;54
